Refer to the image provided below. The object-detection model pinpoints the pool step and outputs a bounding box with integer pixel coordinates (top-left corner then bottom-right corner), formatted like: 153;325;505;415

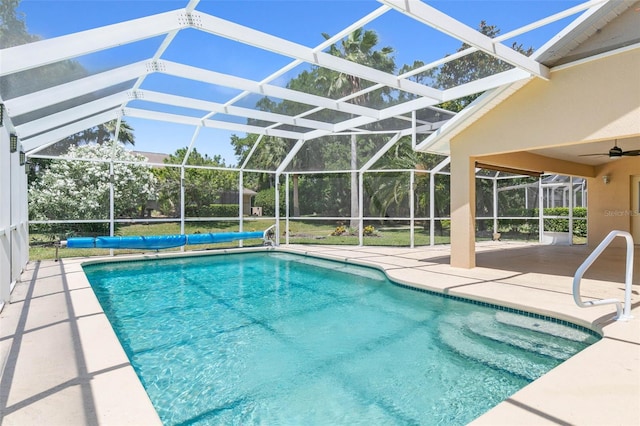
464;313;582;361
494;311;595;342
438;316;554;381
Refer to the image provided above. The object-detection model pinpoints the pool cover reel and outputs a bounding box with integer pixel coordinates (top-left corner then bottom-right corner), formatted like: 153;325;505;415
65;231;267;250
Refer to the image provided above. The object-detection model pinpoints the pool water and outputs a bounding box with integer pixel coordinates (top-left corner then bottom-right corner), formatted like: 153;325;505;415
83;252;599;425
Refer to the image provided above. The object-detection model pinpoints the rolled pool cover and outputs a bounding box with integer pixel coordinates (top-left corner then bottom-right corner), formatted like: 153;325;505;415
186;231;263;245
66;231;265;250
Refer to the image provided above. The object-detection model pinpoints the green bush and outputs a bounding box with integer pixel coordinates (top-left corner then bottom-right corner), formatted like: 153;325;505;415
499;207;536;217
490;207;586;237
185;204;239;217
542;207;586;236
496;219;537;235
254;187;285;217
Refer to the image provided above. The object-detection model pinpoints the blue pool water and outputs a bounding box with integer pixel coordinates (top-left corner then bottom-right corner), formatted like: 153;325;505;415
83;252;599;425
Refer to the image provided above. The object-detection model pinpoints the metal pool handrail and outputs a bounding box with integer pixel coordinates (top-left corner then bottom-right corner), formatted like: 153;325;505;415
573;230;634;321
263;224;277;246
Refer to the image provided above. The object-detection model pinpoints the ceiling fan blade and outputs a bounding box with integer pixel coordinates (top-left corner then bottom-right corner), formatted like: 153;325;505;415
622;150;640;156
578;153;608;157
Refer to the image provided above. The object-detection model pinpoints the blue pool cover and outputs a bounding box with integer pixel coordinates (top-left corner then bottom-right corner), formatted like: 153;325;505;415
66;231;265;249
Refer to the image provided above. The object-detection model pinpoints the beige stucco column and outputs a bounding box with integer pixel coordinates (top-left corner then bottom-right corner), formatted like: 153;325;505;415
450;150;476;268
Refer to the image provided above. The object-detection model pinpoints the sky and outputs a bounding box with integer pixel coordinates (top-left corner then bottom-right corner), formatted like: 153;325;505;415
15;0;586;166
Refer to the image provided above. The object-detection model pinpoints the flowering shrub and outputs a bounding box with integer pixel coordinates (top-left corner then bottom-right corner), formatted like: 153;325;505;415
331;225;347;236
363;225;376;236
29;144;157;225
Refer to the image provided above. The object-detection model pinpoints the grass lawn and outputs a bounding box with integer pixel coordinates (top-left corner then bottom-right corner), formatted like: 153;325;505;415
29;218;563;261
30;220;268;261
29;219;455;261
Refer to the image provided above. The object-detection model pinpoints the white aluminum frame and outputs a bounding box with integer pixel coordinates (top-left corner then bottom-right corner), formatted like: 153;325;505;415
0;0;609;307
1;1;607;160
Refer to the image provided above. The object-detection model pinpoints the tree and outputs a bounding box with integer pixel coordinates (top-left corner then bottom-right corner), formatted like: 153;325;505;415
253;77;326;216
153;148;235;217
318;28;396;227
234;23;532;229
28;144;157;236
319;28;395;103
365;138;449;229
28;119;137;189
383;22;535;234
0;0;87;98
68;120;136;147
2;1;136;183
0;0;34;47
231;29;396;220
435;21;534;112
230;88;322;216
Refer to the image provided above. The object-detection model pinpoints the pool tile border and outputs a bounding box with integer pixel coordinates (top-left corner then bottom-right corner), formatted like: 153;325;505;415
390;281;601;338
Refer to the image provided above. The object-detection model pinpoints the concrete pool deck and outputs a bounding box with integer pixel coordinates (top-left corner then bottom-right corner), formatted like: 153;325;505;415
1;241;639;425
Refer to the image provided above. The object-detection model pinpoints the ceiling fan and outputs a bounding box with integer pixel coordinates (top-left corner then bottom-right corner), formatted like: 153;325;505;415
580;140;640;158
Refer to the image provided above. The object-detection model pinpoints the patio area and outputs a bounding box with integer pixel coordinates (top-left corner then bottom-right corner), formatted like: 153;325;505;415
1;241;638;425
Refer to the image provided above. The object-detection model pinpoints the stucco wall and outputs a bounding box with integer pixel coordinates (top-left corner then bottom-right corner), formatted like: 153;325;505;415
453;47;640;155
589;157;640;246
448;48;640;265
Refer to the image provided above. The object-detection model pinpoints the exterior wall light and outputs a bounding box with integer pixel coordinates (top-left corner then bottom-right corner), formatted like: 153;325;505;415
19;150;26;166
603;175;610;184
25;161;31;174
10;133;18;153
0;104;4;127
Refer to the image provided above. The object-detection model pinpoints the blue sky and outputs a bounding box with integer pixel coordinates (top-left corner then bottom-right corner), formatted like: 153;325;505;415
17;0;585;165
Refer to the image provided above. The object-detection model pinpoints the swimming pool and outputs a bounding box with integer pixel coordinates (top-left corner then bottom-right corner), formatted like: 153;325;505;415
83;251;599;425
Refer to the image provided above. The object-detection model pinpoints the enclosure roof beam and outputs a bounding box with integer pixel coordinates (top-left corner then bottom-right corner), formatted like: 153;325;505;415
123;108;305;140
137;90;335;132
431;156;451;173
194;11;443;101
304;112;440;144
6;57;376;130
3;61;149;117
240;134;265;171
398;123;436;137
377;69;530;128
379;0;550;80
327;69;528;138
15;92;130;139
159;60;381;120
181;126;203;167
0;9;186;76
21;109;121;152
359;133;402;172
441;68;532;102
276;139;307;174
331;115;385;134
208;5;391;116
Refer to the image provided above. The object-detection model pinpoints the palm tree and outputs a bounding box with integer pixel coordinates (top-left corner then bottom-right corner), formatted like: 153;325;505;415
68;119;135;146
238;30;394;220
318;29;395;228
252;136;290;189
239;76;324;216
320;29;395;103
